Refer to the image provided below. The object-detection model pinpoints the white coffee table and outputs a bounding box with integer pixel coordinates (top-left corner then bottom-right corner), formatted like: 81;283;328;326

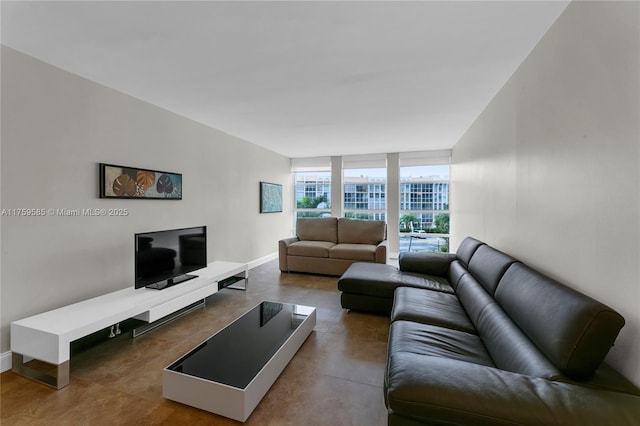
163;301;316;422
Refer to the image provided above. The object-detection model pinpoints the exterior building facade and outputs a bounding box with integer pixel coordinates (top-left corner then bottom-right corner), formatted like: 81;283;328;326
294;172;449;231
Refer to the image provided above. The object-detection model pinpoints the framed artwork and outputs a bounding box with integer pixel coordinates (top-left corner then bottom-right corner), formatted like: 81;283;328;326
99;163;182;199
260;182;282;213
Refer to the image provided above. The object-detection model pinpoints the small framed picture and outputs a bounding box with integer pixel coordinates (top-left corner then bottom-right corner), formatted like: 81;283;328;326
259;182;282;213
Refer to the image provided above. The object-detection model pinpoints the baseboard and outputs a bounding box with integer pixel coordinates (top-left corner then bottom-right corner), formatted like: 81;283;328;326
248;252;278;270
1;351;12;373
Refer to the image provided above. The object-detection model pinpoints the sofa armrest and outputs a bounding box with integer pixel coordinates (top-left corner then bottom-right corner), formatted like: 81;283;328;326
386;353;640;426
375;240;388;264
278;237;299;271
398;252;456;276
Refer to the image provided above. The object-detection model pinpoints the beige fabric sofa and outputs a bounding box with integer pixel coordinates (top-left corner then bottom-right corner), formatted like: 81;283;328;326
279;217;388;276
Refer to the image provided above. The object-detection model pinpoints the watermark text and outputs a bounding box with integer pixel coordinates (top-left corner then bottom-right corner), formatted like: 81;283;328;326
1;208;129;217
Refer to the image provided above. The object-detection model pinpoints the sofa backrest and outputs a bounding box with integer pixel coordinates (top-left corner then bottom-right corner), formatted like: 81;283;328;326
296;217;338;243
454;274;494;326
468;245;518;295
476;302;562;378
455;273;561;378
455;237;484;266
495;262;625;380
447;260;468;290
337;218;386;245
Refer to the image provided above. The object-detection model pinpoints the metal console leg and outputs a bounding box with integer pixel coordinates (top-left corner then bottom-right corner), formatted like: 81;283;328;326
218;272;248;291
12;352;70;389
227;277;248;290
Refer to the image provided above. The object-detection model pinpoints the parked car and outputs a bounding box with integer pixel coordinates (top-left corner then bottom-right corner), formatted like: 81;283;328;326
412;229;427;238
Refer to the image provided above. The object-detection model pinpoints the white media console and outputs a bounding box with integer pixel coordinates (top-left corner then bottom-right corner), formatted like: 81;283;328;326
10;261;248;389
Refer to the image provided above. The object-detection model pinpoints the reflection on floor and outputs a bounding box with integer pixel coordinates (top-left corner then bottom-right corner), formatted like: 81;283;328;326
1;260;390;426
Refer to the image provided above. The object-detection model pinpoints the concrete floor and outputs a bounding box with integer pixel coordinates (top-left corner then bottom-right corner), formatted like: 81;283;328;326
1;260;390;425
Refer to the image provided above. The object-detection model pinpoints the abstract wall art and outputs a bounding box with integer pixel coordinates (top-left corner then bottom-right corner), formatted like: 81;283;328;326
99;163;182;199
259;182;282;213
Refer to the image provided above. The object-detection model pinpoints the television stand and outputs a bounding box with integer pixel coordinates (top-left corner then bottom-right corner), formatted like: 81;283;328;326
218;274;246;290
131;299;206;338
10;261;248;389
146;273;197;290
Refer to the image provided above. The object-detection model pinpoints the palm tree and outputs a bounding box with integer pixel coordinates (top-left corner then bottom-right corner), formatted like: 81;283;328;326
433;213;450;233
400;214;419;232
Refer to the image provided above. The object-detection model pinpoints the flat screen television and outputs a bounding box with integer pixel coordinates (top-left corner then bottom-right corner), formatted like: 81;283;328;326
135;226;207;290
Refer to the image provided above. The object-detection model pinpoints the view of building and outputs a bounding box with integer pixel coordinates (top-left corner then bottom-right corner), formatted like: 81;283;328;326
294;165;450;252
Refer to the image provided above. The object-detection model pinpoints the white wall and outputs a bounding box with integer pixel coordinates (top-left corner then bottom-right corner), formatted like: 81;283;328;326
451;1;640;385
0;46;292;354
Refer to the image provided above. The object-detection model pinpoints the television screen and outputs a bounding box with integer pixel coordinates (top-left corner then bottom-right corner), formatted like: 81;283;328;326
135;226;207;289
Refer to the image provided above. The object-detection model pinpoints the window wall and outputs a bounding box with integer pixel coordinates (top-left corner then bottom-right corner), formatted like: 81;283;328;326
342;154;387;221
294;171;331;218
292;157;332;220
291;151;450;254
343;167;386;221
399;164;450;253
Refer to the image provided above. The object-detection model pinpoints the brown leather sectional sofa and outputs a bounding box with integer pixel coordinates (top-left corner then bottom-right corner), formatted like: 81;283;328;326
279;217;387;276
338;237;640;425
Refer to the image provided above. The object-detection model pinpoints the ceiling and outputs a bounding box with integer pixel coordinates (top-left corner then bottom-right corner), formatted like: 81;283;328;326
1;1;569;158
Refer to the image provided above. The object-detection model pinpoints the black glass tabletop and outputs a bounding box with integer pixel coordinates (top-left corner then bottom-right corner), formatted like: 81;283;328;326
166;301;314;389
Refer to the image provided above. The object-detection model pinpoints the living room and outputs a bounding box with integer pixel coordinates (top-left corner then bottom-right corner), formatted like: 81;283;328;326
1;1;639;424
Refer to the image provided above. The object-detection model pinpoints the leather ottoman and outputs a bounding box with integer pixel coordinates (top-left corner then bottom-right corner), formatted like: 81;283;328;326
338;262;453;314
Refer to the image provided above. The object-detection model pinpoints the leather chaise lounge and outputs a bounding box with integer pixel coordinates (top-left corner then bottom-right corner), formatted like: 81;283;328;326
338;237;640;425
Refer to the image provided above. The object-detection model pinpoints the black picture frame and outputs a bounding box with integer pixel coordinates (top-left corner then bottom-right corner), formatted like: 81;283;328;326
259;181;283;213
99;163;182;199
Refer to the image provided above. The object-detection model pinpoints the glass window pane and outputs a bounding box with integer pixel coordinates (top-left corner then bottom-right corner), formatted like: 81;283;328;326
294;171;331;184
400;164;449;253
399;235;450;253
294;171;331;209
343;167;386;216
344;212;386;221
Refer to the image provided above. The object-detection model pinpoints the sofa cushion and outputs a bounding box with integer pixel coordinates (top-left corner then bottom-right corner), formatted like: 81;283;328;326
397;271;454;294
296;217;338;243
389;320;494;367
385;353;640;426
287;240;335;258
329;244;377;261
467;245;517;295
391;287;476;334
337;218;386;245
495;263;625;379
